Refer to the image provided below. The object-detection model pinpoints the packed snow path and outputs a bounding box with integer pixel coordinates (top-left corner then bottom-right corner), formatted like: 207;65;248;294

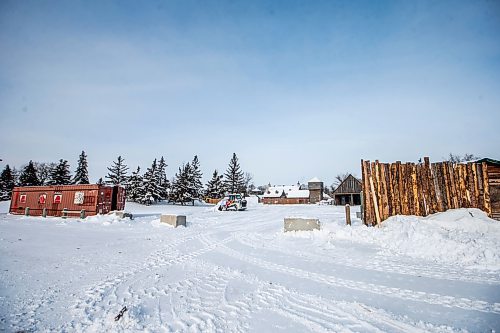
0;200;499;332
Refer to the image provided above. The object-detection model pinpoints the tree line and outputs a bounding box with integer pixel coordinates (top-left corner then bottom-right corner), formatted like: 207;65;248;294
0;152;252;205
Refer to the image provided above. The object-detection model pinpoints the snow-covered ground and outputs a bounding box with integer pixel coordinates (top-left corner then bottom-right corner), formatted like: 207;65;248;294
1;198;499;332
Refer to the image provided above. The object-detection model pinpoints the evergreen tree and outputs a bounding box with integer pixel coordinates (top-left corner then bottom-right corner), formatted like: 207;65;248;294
170;163;191;205
96;177;104;185
11;167;20;186
72;151;89;184
189;155;204;201
223;153;245;194
140;159;162;204
18;161;40;186
126;166;143;202
0;165;15;200
156;156;170;201
205;169;224;199
105;156;129;185
48;159;72;185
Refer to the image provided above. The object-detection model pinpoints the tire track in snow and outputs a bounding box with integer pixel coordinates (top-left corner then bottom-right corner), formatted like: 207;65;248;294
234;231;500;284
59;232;233;331
203;234;500;315
169;253;446;333
113;256;430;333
197;236;438;333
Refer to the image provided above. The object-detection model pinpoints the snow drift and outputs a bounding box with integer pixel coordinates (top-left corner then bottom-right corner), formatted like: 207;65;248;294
329;208;500;269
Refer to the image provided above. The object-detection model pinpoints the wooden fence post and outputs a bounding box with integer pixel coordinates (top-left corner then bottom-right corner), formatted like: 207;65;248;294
362;160;373;225
397;162;405;215
477;163;484;210
411;164;420;216
482;162;491;217
374;161;383;221
345;204;351;226
369;175;381;227
435;163;443;212
467;163;475;207
472;163;480;209
380;164;389;220
449;163;459;209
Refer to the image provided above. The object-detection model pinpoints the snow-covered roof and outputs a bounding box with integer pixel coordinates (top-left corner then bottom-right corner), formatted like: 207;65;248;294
263;184;302;198
287;189;310;199
308;177;322;183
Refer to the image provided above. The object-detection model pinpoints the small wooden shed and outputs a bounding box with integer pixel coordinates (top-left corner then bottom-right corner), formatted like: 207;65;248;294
9;184;126;217
333;174;362;205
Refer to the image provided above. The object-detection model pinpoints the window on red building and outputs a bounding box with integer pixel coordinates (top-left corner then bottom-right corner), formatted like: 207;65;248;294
54;194;62;204
39;194;47;204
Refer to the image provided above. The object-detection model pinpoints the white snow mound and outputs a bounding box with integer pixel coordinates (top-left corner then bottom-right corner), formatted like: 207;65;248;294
332;208;500;269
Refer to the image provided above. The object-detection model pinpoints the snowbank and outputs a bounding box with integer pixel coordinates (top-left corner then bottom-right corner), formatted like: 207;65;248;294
0;200;10;214
330;208;500;269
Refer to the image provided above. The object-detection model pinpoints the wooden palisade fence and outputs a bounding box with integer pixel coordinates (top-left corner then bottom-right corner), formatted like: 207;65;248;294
361;157;494;226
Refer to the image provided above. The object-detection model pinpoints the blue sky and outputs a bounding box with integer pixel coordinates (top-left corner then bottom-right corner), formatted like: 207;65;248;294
1;0;499;186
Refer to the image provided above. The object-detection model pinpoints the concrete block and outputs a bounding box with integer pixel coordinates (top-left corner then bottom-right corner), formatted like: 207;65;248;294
284;217;320;232
160;214;187;228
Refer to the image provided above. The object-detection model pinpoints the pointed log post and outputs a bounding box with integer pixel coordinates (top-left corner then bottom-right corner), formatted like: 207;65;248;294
459;164;468;207
369;175;381;227
425;157;437;214
477;163;484;210
403;163;410;215
374;161;382;220
482;162;491;217
362;160;373;225
411;164;420;216
472;163;480;209
380;164;390;220
374;161;383;222
449;163;459;209
442;163;450;210
467;163;475;208
401;163;409;215
458;164;464;207
463;164;470;207
397;161;405;215
392;163;400;215
385;163;393;217
439;163;448;211
387;164;393;216
408;163;415;215
432;163;443;212
417;163;426;216
361;160;367;224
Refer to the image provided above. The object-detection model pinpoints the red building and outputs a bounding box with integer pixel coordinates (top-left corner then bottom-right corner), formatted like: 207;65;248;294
9;184;126;217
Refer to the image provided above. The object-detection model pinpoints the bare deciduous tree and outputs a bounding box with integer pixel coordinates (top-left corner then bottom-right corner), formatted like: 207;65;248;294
447;153;480;163
331;172;351;191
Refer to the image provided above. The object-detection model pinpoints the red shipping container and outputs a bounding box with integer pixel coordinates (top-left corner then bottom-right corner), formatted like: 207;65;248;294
9;184;126;217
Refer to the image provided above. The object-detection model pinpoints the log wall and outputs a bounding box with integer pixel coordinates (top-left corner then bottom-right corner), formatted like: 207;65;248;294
361;158;494;225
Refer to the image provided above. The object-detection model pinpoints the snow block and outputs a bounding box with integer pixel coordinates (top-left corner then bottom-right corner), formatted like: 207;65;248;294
284;218;320;232
160;214;187;228
108;211;133;219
